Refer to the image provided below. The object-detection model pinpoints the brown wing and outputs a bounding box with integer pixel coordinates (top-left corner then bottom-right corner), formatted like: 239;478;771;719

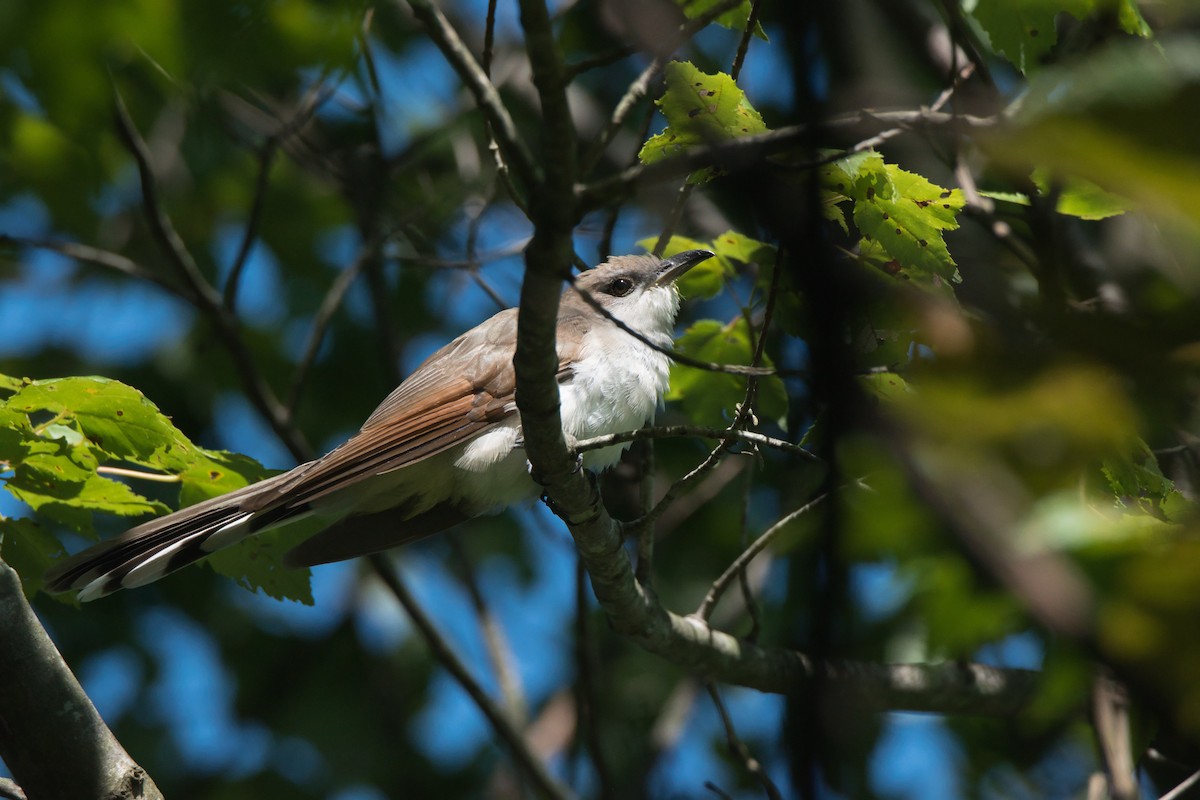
260;307;582;510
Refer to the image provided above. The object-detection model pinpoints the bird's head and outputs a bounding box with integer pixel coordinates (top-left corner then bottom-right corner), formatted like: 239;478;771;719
569;250;714;341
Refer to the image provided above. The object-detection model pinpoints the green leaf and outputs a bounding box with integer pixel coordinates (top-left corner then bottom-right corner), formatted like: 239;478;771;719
1117;0;1153;38
673;0;768;38
984;40;1200;227
711;230;775;272
859;372;913;403
667;318;788;427
821;152;964;285
1101;441;1185;521
0;517;65;598
2;373;308;601
208;522;316;605
0;374;27;395
638;61;769;183
1033;168;1131;219
971;0;1095;73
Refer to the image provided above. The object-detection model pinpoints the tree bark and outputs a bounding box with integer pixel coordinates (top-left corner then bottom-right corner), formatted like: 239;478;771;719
0;559;162;800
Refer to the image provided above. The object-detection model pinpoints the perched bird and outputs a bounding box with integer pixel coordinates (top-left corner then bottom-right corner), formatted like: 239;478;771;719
45;250;715;601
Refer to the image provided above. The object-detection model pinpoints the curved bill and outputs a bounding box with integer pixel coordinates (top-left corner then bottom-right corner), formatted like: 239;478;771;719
654;249;715;286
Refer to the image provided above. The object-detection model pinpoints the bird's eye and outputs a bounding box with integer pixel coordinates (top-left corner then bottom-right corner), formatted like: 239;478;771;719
606;277;635;297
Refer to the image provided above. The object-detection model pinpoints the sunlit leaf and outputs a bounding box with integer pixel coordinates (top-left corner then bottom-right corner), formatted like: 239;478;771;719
821;151;964;285
0;373;308;601
673;0;768;38
639;61;769;183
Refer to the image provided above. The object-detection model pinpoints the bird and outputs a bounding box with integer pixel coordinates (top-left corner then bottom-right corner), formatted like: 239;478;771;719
45;249;715;601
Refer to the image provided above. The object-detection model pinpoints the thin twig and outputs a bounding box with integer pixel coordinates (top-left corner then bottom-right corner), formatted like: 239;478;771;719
730;0;764;81
398;0;539;193
572;424;815;461
112;84;312;461
573;558;614;799
1162;769;1200;800
578;112;997;211
367;555;576;800
696;494;828;620
449;535;527;726
567;281;775;377
0;778;26;800
95;466;182;484
706;683;783;800
0;236;191;301
651;184;693;256
736;461;761;642
285;246;373;418
580;0;745;177
223;82;331;312
223;141;277;311
565;45;636;79
112;88;220;308
705;782;734;800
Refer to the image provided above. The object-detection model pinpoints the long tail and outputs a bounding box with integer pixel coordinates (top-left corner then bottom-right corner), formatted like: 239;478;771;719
44;471;307;601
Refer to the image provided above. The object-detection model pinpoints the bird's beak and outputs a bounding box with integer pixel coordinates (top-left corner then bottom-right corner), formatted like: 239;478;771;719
654;249;715;286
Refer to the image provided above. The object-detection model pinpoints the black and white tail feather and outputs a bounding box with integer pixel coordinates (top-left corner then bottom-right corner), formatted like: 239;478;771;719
44;472;308;601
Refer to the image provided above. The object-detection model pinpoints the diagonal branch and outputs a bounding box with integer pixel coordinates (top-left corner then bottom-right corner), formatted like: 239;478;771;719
397;0;539;193
578;111;997;211
112;85;313;461
0;236;192;301
368;555;574;800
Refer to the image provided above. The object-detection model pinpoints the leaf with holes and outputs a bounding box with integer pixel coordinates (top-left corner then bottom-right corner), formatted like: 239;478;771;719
639;61;768;183
822;152;964;284
971;0;1094;73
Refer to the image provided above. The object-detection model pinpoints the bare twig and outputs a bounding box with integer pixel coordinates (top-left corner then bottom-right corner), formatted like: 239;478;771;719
572;558;614;799
0;778;25;800
95;466;182;484
397;0;539;193
706;683;783;800
112;88;221;308
112;84;312;461
0;236;191;301
579;0;746;176
730;0;764;81
285;246;373;418
224;82;331;312
367;555;575;800
568;281;775;376
572;424;815;461
696;494;828;621
1092;672;1138;800
448;535;528;725
578;112;997;211
1162;769;1200;800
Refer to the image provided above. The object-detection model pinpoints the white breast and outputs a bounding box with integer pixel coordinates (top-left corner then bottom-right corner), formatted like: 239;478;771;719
559;324;672;470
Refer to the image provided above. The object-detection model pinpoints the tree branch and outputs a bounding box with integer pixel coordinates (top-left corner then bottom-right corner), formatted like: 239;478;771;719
0;559;163;799
577;111;997;211
368;555;574;800
112;84;313;462
398;0;539;193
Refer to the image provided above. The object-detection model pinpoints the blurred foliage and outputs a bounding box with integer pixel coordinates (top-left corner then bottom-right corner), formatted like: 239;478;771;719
5;0;1200;798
